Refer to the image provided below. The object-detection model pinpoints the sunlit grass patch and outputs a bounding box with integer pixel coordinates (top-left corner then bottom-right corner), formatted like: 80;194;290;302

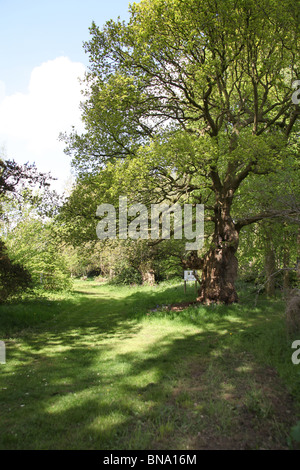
0;279;299;449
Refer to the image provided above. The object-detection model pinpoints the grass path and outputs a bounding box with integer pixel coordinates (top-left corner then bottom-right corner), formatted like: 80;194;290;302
0;280;299;449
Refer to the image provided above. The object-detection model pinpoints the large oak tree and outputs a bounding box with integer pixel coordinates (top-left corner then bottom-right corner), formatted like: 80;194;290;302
63;0;299;303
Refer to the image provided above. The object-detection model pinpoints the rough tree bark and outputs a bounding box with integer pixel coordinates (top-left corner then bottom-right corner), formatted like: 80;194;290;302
185;189;239;304
140;261;155;286
297;227;300;280
283;233;290;293
199;190;239;304
265;241;276;297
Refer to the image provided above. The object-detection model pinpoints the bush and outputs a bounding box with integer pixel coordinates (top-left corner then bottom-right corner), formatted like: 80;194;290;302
38;271;73;291
0;240;32;302
4;218;73;293
110;266;143;285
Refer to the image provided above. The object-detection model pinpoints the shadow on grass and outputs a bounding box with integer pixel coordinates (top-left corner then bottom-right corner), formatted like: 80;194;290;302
0;281;198;340
0;282;299;449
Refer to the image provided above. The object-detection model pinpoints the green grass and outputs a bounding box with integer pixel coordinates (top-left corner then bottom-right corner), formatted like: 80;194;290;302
0;279;299;450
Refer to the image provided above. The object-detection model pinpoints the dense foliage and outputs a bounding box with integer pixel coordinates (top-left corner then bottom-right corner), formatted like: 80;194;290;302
61;0;299;303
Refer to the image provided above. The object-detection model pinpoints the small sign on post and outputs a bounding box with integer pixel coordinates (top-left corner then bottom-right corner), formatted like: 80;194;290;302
184;271;196;282
184;271;198;294
0;341;5;364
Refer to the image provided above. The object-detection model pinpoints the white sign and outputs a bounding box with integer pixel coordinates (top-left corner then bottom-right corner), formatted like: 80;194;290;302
184;270;196;282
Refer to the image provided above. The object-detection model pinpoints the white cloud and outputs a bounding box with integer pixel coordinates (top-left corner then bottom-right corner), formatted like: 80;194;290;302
0;57;86;191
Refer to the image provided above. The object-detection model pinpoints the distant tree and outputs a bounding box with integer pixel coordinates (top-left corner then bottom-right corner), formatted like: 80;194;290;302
0;156;62;221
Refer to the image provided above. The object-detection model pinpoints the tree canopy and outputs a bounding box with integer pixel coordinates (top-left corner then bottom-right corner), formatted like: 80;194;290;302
62;0;300;303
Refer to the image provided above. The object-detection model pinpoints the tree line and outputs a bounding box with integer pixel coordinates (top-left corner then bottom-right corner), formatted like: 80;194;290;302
1;0;299;303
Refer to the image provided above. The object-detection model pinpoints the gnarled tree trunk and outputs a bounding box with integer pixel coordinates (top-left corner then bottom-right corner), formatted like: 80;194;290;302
198;245;239;304
265;240;276;297
186;191;239;304
140;261;155;285
198;194;239;304
297;227;300;280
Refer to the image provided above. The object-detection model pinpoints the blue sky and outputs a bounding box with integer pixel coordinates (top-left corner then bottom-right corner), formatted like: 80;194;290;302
0;0;135;191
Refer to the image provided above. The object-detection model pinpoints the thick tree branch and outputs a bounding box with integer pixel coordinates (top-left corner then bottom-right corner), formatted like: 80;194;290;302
235;209;298;232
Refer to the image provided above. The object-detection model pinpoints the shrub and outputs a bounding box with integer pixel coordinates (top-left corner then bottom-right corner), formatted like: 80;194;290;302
0;240;32;302
110;266;143;285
